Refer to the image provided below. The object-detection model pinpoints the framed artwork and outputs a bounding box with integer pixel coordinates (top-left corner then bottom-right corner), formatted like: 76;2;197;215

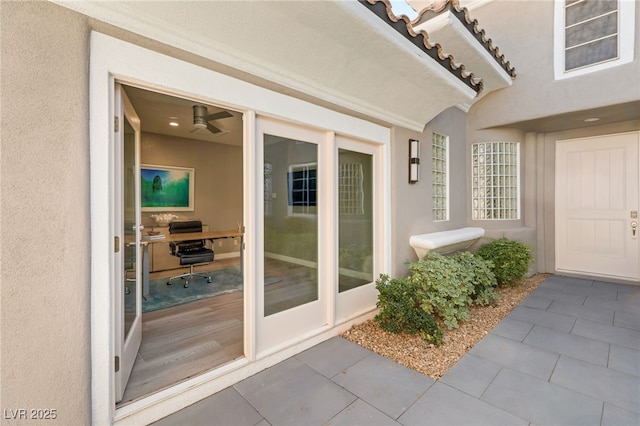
141;165;194;211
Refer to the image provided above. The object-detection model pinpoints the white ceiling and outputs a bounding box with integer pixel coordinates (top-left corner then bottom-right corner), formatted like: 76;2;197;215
55;0;489;132
123;85;243;146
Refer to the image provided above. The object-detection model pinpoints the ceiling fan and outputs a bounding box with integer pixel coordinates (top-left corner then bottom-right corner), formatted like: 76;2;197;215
192;104;233;135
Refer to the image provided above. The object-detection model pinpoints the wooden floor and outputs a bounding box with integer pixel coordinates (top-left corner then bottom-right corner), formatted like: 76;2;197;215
118;257;323;407
119;260;244;407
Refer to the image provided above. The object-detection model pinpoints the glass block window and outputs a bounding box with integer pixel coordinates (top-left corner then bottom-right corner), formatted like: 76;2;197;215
471;142;520;220
339;163;364;215
432;132;449;221
564;0;618;71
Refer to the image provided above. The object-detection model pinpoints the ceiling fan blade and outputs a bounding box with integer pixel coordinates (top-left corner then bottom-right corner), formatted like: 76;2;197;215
204;111;233;121
206;122;223;134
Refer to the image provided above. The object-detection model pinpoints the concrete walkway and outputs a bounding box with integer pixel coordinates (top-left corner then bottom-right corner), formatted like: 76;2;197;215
154;275;640;426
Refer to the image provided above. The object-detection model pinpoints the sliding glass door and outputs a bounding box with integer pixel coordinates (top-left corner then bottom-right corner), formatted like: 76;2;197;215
335;136;380;321
263;135;319;316
256;118;327;353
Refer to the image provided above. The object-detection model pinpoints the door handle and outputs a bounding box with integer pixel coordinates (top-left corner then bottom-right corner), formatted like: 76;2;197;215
632;221;638;239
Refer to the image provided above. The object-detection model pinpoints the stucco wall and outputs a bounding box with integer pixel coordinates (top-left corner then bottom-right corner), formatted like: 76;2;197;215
466;0;640;129
1;2;91;424
390;107;469;277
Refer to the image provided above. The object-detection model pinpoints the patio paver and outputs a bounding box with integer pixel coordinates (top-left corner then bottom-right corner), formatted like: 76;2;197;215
398;382;527;426
154;276;640;425
481;367;603;426
331;352;435;419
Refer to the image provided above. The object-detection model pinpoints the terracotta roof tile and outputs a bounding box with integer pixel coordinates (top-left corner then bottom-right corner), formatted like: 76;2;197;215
411;0;517;78
362;0;483;94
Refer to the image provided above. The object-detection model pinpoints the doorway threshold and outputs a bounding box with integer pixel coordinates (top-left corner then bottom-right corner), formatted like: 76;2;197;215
117;291;244;407
114;356;250;424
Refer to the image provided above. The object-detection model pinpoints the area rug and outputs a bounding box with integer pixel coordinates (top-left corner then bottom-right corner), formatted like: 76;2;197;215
142;267;243;313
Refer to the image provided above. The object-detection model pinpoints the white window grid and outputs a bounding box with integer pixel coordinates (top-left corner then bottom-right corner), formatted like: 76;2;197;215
339;163;364;215
564;0;618;72
432;132;449;221
553;0;635;79
471;142;520;220
288;162;317;215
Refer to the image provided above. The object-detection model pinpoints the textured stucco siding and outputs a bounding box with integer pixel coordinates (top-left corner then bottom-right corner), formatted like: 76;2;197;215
1;2;91;424
466;0;640;130
390;107;470;277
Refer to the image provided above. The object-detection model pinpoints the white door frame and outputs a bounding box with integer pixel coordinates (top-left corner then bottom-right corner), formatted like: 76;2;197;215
90;32;390;424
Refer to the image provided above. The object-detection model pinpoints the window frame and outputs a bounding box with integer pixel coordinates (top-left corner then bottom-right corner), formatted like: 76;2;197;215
554;0;635;79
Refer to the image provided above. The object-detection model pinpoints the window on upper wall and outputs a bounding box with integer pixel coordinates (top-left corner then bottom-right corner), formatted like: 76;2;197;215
432;132;449;221
471;142;520;220
554;0;635;79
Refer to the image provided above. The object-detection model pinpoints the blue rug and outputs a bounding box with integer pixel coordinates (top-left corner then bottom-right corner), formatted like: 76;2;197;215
140;267;243;313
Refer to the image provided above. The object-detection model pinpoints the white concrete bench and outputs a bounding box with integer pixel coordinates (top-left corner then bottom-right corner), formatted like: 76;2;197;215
410;227;485;259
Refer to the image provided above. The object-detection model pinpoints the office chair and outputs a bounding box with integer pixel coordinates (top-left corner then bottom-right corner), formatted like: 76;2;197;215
166;220;214;288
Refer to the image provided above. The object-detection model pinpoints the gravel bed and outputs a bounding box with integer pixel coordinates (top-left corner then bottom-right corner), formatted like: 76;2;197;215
341;274;549;379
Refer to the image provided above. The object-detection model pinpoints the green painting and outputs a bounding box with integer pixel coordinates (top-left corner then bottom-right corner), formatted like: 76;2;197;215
141;165;194;211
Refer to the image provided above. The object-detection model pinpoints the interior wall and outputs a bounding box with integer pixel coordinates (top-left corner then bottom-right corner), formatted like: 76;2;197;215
141;133;243;255
1;2;92;424
390;107;469;277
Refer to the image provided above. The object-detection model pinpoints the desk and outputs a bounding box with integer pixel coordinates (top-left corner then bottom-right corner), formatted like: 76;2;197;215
142;229;243;298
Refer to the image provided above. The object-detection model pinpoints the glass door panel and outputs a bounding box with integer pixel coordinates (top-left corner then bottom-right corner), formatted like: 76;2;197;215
338;149;373;292
263;134;318;316
123;117;138;337
114;84;142;403
335;136;380;322
256;117;327;355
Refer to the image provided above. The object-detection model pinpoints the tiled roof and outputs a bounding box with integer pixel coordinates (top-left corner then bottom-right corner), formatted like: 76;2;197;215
362;0;483;94
412;0;517;78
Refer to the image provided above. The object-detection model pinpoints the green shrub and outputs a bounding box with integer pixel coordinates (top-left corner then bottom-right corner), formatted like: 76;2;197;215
452;251;499;306
407;253;474;329
475;238;533;286
374;275;443;344
374;250;499;340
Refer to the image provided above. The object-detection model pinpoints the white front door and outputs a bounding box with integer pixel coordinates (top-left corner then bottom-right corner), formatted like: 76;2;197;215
114;84;143;402
555;132;640;281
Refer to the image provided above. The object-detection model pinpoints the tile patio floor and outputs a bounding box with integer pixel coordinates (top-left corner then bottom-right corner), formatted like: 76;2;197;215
154;275;640;426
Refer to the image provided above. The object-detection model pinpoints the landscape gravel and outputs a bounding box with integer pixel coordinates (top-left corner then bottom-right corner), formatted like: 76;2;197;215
341;274;549;379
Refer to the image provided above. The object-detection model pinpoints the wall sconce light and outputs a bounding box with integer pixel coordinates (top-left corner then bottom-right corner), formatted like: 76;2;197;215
409;139;420;184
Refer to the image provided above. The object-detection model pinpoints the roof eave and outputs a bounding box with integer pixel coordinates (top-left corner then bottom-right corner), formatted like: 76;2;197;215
413;10;513;95
53;0;479;132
